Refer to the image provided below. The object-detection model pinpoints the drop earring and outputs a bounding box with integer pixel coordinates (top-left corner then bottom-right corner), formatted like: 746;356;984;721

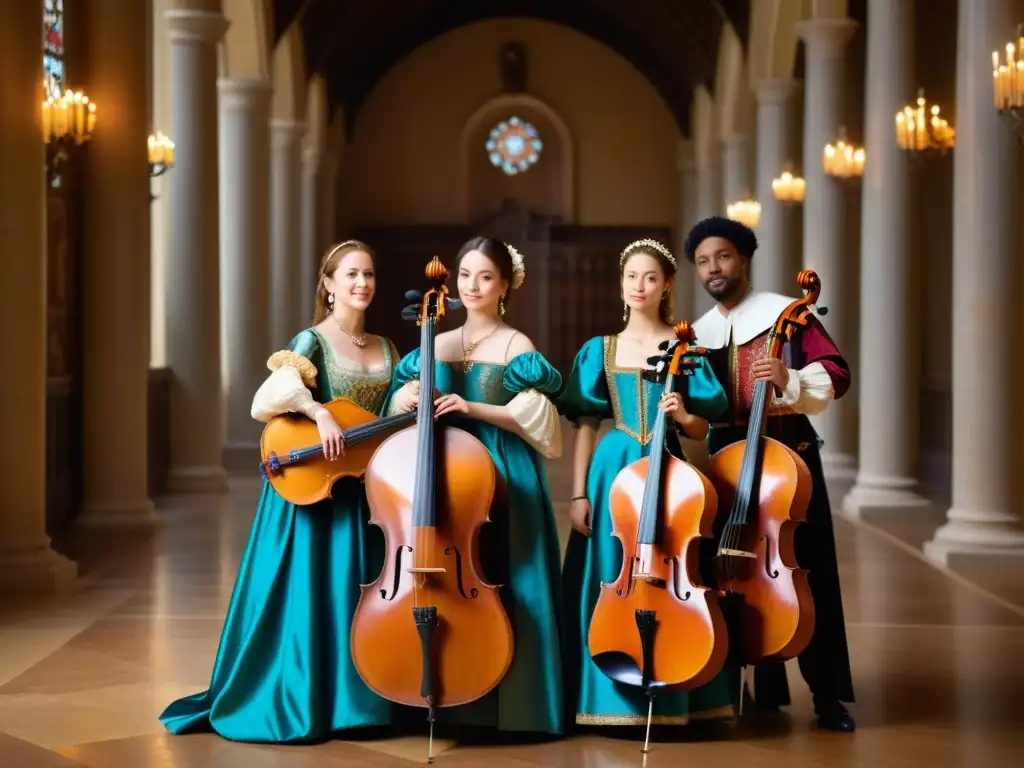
327;293;335;306
622;300;628;323
499;296;506;316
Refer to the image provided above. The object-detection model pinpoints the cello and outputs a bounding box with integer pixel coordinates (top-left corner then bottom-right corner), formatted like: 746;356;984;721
587;321;728;756
350;256;514;764
708;270;825;670
258;400;416;505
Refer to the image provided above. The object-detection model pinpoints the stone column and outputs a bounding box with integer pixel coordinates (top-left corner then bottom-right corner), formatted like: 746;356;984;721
752;78;801;295
796;15;859;486
924;0;1024;564
78;0;159;527
165;8;229;493
321;148;338;247
720;134;752;207
0;1;77;593
300;145;325;316
219;78;271;466
843;0;929;519
674;140;698;323
270;118;305;349
693;156;723;316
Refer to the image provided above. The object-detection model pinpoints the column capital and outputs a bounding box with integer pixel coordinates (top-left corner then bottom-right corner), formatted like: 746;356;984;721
795;17;858;52
676;139;696;172
754;77;801;106
270;118;307;149
218;78;272;111
166;9;229;44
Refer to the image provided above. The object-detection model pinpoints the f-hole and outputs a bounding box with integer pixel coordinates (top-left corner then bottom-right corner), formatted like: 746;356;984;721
759;535;779;579
444;546;479;598
381;545;412;600
667;555;692;601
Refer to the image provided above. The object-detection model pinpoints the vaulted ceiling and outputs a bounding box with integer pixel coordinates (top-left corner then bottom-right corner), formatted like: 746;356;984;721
271;0;751;135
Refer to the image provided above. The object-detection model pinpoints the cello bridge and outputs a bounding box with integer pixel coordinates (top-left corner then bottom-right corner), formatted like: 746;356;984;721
406;567;447;574
720;547;756;559
633;573;665;585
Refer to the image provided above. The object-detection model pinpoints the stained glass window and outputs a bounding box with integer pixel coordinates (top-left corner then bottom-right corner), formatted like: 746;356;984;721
44;0;65;101
486;117;543;176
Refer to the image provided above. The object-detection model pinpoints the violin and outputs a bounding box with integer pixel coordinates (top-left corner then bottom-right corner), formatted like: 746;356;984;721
258;399;416;505
708;270;825;667
587;321;728;755
350;256;513;764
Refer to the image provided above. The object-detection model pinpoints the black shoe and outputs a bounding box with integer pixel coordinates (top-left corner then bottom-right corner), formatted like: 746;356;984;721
815;702;855;732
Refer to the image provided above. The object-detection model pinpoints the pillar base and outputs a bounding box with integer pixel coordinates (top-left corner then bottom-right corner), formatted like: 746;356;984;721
924;516;1024;566
77;499;162;530
842;477;932;520
821;452;857;500
223;441;261;474
0;538;77;596
166;464;229;494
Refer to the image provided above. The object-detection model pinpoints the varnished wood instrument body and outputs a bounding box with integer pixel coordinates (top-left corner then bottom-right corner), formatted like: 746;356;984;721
709;269;822;665
350;256;514;712
259;397;415;506
588;322;728;693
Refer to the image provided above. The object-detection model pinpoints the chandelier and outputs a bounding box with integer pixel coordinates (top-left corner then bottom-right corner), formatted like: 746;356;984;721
993;25;1023;141
823;127;865;180
726;193;761;229
895;89;955;153
772;167;805;204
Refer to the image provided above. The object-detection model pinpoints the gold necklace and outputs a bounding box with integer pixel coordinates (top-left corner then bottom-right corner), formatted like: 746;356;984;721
461;323;500;373
332;313;367;348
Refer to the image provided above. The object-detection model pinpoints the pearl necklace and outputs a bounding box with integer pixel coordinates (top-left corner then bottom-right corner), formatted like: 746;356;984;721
332;313;367;347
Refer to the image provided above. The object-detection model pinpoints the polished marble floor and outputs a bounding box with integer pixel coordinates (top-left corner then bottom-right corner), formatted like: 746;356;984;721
2;444;1023;767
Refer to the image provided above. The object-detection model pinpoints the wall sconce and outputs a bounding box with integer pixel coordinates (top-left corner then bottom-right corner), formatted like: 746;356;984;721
823;127;865;181
993;24;1024;143
727;193;762;229
895;89;955;155
148;131;175;178
42;88;96;186
772;165;805;205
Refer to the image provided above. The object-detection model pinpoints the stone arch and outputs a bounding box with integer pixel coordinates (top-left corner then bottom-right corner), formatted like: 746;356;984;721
456;93;575;223
271;21;307;121
746;0;808;82
714;22;755;140
220;0;272;80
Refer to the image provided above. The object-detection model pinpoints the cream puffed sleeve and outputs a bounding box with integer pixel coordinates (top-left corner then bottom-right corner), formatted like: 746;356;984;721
502;352;564;460
250;331;325;423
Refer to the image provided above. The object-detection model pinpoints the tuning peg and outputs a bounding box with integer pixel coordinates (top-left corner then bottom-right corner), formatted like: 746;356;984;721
404;290;424;302
400;306;419;322
646;355;662;366
658;340;670;351
447;297;464;310
816;305;829;316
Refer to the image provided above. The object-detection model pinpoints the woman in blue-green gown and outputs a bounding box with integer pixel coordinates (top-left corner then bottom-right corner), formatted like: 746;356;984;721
558;238;739;728
159;241;399;743
383;237;565;736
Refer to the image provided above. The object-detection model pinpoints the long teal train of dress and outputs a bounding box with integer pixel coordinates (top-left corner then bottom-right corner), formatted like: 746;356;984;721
381;350;566;736
557;335;740;727
159;329;398;743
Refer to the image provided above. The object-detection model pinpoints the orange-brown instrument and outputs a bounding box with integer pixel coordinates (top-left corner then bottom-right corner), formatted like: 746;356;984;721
588;321;728;753
350;256;513;764
258;399;416;505
708;270;825;667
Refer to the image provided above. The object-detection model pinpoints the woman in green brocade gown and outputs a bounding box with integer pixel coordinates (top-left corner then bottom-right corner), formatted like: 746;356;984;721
383;237;565;736
160;241;399;743
558;238;739;728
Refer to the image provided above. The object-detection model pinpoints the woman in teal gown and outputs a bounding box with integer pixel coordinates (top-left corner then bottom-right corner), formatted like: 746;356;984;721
383;237;565;736
558;238;739;728
159;241;399;743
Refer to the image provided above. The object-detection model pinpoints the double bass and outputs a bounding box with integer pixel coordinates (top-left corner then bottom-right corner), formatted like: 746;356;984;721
587;321;728;755
708;270;825;670
258;399;416;505
350;256;514;764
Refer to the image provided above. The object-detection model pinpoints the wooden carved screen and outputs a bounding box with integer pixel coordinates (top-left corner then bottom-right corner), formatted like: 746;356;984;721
353;218;673;377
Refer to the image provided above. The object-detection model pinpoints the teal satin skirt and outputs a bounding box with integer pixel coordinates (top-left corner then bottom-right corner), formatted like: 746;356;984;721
159;478;391;743
562;429;739;726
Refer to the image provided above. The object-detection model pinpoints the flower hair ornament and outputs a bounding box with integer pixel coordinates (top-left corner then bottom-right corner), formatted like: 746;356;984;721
619;238;677;269
505;242;526;289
